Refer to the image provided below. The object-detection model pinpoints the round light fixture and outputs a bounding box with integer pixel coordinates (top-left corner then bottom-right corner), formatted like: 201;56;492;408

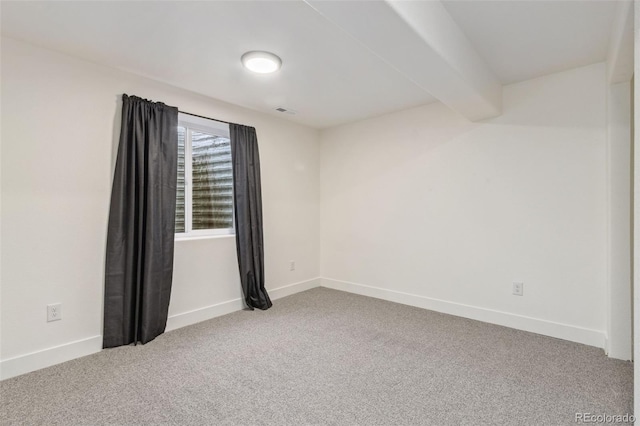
241;51;282;74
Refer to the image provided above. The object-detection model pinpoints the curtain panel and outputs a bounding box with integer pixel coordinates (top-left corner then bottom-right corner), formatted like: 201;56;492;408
230;124;272;310
103;94;179;348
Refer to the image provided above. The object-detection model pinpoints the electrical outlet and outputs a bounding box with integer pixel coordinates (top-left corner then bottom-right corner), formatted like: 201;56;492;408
289;261;295;271
47;303;62;322
512;282;524;296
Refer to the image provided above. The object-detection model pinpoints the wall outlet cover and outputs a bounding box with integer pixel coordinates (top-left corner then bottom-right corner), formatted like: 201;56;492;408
512;282;524;296
47;303;62;322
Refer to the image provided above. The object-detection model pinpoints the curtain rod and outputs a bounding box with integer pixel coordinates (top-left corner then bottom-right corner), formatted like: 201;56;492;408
178;110;241;127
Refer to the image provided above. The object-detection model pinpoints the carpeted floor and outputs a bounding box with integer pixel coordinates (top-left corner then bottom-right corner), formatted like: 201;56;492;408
0;287;633;425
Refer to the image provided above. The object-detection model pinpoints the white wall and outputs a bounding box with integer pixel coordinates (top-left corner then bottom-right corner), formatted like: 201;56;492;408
320;63;609;347
0;38;320;378
606;80;632;360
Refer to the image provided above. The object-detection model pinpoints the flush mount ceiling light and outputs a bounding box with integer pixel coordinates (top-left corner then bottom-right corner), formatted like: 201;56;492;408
241;51;282;74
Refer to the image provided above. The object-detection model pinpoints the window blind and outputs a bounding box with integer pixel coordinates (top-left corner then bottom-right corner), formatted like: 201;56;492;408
191;131;233;230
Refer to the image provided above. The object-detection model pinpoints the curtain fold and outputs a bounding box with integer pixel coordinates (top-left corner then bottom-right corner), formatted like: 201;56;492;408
103;94;179;348
230;124;272;310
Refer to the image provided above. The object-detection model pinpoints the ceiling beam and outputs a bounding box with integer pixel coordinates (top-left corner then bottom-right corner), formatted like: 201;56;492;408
304;0;502;121
606;0;634;84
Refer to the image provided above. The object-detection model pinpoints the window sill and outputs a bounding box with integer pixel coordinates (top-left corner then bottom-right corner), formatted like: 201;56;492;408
175;234;235;242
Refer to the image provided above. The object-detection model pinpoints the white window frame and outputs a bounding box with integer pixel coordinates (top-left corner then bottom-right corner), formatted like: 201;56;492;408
175;113;234;240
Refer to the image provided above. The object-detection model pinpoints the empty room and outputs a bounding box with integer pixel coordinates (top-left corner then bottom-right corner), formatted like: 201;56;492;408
0;0;636;424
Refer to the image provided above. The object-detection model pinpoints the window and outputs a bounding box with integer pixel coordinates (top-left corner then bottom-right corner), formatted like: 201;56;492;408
175;113;234;238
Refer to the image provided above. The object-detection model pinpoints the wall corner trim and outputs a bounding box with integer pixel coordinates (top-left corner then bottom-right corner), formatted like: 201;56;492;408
320;277;606;349
1;278;322;381
165;277;322;332
0;336;102;381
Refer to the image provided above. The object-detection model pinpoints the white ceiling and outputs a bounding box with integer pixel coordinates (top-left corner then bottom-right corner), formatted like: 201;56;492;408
442;0;618;85
1;1;620;128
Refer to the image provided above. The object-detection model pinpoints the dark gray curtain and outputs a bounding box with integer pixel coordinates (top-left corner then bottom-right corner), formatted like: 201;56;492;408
103;94;179;348
230;124;272;310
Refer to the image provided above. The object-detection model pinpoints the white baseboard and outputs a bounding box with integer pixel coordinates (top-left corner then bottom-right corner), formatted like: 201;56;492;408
321;277;606;349
0;336;102;381
269;277;321;300
1;278;321;381
165;277;321;331
165;298;245;332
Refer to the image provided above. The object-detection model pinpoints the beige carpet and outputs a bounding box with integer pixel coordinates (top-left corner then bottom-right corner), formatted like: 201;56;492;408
0;287;633;425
